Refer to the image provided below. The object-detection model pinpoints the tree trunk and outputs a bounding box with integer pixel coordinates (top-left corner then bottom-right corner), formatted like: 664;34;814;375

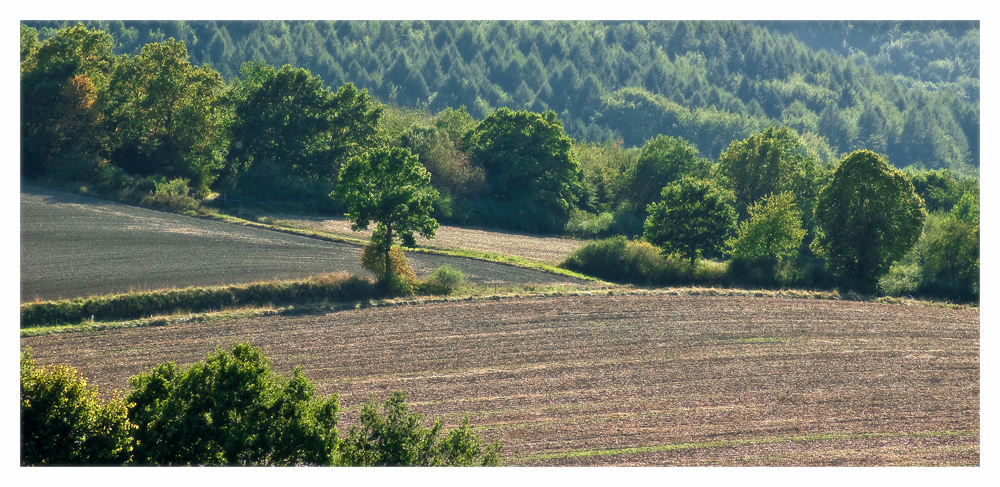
383;223;393;285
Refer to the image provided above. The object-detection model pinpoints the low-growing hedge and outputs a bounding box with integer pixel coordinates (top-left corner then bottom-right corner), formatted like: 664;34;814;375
560;236;727;286
21;273;384;328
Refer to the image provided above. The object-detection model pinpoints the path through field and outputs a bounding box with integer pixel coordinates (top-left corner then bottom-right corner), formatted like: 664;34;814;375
20;185;584;302
21;293;980;466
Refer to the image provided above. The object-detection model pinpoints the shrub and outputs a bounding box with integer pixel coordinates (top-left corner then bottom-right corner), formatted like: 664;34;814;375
562;236;729;286
360;243;417;295
22;344;502;466
20;348;134;465
341;391;501;466
565;208;615;238
139;177;200;212
126;343;341;466
419;264;469;295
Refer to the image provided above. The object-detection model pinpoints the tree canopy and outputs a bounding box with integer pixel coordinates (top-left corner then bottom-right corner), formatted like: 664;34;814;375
643;177;737;265
332;146;439;285
620;134;711;212
815;150;927;293
462;107;582;232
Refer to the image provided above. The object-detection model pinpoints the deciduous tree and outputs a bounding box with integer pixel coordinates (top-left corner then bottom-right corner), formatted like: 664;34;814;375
332;146;439;287
643;177;737;265
620;134;711;211
462;107;582;232
728;191;806;261
814;150;926;293
715;125;814;221
103;39;227;194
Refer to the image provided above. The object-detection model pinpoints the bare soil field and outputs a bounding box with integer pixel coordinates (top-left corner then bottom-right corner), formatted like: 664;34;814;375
274;213;585;264
20;293;980;466
20;185;583;301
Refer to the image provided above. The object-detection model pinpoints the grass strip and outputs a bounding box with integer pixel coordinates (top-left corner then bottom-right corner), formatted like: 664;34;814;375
514;429;979;462
21;272;386;329
199;211;602;283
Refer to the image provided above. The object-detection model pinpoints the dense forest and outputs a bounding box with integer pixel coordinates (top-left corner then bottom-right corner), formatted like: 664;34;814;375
20;21;979;302
22;20;979;172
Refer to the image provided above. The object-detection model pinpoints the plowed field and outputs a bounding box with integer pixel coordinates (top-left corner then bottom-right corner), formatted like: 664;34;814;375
20;293;980;466
20;184;584;301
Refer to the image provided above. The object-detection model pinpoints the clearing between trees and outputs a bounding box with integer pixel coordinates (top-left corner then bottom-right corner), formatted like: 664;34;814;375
20;292;979;466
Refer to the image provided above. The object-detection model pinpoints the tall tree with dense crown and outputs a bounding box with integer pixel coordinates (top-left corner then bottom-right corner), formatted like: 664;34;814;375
643;177;737;265
620;134;712;211
103;38;227;194
814;150;926;293
715;125;814;220
20;23;114;180
462;107;582;232
332;146;439;286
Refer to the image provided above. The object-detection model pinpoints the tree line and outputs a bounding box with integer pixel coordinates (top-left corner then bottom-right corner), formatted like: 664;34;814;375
22;19;979;174
20;23;978;301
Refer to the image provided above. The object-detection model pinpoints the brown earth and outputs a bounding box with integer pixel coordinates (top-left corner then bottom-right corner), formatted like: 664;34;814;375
20;293;980;466
274;213;586;264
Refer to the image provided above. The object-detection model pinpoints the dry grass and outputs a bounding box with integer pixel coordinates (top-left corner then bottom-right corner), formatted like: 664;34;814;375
21;293;979;466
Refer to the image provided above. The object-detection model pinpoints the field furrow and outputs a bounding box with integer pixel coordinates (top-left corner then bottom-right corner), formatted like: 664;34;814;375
20;293;979;466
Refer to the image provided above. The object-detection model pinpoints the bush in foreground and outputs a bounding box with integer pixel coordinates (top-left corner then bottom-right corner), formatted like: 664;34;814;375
343;391;501;466
21;343;502;466
20;348;134;465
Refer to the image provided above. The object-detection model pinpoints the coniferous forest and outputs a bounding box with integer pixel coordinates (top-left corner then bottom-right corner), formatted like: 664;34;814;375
20;20;979;302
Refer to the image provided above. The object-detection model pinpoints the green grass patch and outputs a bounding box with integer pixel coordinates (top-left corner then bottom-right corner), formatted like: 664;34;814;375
515;429;979;462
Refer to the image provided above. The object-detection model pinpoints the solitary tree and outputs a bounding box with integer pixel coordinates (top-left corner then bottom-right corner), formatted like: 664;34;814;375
332;146;439;287
814;150;926;294
643;177;737;266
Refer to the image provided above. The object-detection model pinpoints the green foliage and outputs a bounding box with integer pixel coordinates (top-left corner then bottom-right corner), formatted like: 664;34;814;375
572;139;638;212
919;213;979;302
137;177;199;212
223;63;383;207
333;146;439;284
621;135;712;212
22;344;502;466
342;391;501;466
726;192;807;286
23;20;980;174
728;192;807;261
20;23;113;181
815;150;927;294
127;343;341;465
20;348;134;465
643;177;737;265
565;209;615;238
462;107;582;233
359;243;417;296
715;126;816;221
560;236;727;286
103;38;227;195
20;273;383;328
419;264;470;295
